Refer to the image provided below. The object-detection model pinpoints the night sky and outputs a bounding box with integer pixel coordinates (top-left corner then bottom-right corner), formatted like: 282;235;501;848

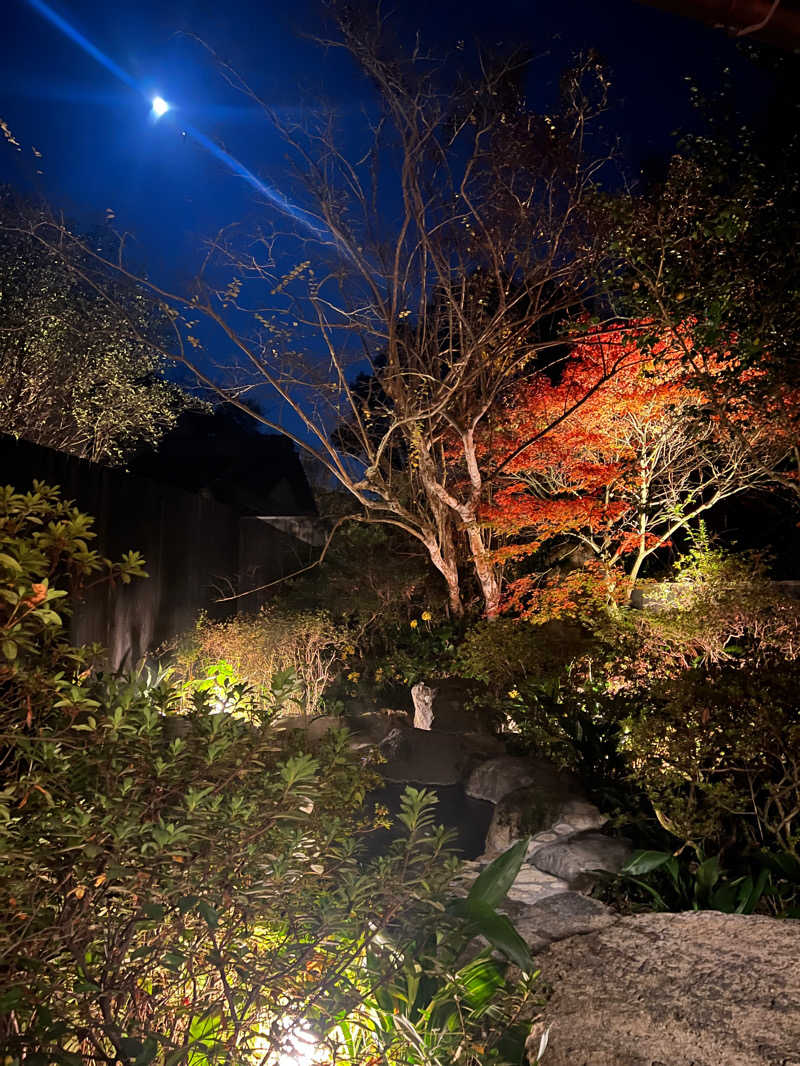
0;0;770;294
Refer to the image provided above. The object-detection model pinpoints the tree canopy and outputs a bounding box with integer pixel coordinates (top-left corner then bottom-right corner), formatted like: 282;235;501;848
483;324;794;619
0;194;189;465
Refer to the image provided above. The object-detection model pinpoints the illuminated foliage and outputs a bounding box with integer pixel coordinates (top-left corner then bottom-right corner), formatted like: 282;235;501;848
0;193;190;465
482;324;790;619
603;58;800;499
0;485;536;1066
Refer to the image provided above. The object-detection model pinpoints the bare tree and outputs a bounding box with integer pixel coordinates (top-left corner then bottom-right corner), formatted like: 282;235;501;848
8;10;619;617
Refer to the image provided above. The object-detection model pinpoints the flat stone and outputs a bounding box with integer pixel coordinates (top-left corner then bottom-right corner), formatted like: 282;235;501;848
506;891;616;953
531;831;632;885
506;868;569;906
465;755;542;803
559;798;608;832
484;782;606;855
306;715;344;741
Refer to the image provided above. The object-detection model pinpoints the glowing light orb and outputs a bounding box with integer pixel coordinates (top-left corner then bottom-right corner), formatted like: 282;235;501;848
151;96;169;118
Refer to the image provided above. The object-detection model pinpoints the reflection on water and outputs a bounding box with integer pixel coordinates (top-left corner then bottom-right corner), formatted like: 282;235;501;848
366;781;493;860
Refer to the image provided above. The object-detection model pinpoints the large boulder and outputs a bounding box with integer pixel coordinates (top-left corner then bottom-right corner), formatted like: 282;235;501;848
530;830;632;886
484;775;606;855
379;724;505;786
527;911;800;1066
465;755;544;803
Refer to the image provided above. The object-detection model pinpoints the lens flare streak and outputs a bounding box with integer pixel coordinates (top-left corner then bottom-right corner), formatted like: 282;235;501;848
25;0;138;90
24;0;324;238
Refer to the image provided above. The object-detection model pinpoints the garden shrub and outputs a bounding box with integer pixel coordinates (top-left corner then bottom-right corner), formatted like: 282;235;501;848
0;484;539;1065
0;481;146;721
170;607;353;722
281;517;446;652
609;844;800;917
597;536;800;691
623;660;800;856
366;615;460;690
455;617;597;690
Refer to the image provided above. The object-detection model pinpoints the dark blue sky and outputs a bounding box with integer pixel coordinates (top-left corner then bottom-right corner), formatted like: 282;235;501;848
0;0;765;292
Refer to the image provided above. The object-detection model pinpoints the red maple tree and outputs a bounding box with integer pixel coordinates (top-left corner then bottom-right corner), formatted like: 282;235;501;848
482;324;793;620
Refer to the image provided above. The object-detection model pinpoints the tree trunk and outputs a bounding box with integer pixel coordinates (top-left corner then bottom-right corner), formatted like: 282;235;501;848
424;535;464;618
465;524;502;620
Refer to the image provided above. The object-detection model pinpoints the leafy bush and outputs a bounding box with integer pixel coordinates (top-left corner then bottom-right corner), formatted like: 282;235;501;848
170;607;353;722
0;482;146;711
368;617;460;689
0;484;539;1065
611;847;772;914
282;517;445;651
597;535;800;691
623;661;800;856
455;618;597;691
604;845;800;919
329;835;540;1066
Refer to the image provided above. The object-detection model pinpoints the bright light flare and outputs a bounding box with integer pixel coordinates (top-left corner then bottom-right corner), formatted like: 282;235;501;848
25;0;333;242
277;1024;323;1066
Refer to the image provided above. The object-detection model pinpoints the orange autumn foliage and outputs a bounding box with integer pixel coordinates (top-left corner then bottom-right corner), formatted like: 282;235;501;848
482;323;793;620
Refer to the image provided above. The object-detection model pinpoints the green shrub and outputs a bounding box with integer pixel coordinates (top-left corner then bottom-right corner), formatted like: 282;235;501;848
368;616;461;689
170;607;353;722
0;482;146;721
596;536;800;690
455;618;597;690
0;484;538;1065
607;846;800;917
623;661;800;855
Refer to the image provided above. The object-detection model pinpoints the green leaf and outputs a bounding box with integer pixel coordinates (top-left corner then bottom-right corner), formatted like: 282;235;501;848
197;900;219;930
451;953;505;1011
695;856;722;901
465;899;533;971
620;850;673;876
141;902;167;920
621;876;669;910
2;638;17;660
738;866;770;914
708;878;739;913
280;753;319;788
467;838;529;909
